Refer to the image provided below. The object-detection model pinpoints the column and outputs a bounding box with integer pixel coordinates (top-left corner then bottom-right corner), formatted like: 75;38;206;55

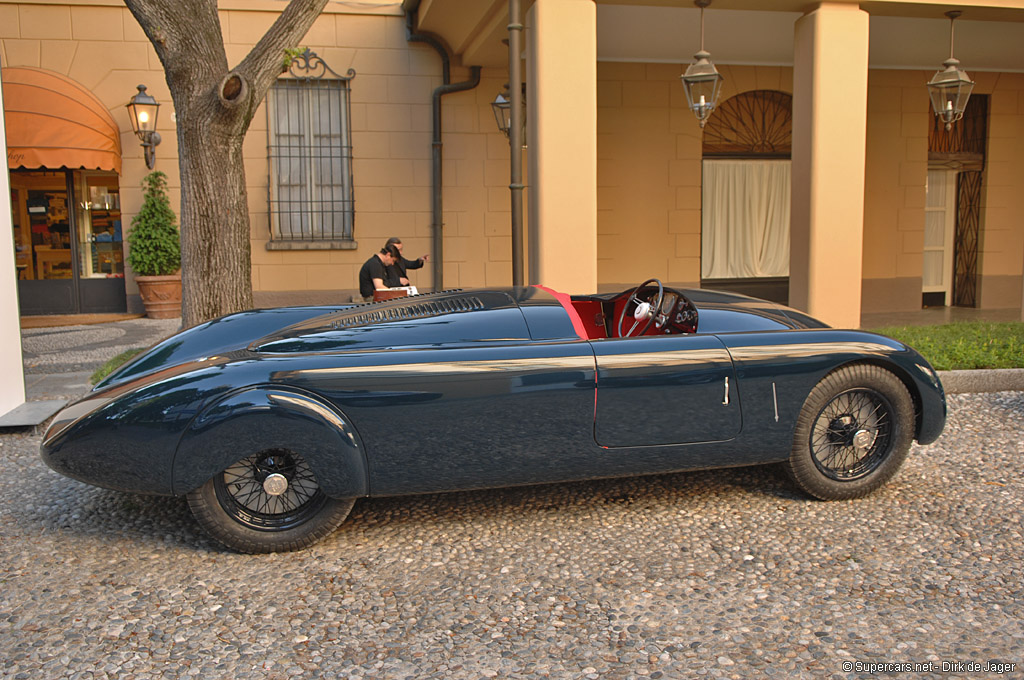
0;66;28;416
791;3;869;328
526;0;597;293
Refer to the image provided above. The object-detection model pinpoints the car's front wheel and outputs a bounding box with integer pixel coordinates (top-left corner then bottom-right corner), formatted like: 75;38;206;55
186;448;354;553
786;364;915;500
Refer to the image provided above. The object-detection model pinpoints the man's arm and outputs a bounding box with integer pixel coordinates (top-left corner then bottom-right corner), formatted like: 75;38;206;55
403;256;426;271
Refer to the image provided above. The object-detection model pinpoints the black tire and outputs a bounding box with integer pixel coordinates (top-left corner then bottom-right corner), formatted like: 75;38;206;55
786;364;915;501
186;448;355;553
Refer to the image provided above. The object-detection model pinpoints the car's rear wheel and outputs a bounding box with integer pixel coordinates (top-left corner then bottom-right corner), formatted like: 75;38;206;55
786;364;915;500
186;448;354;553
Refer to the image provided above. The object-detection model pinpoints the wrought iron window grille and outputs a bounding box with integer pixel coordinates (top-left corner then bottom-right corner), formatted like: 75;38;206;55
266;49;357;249
953;170;982;307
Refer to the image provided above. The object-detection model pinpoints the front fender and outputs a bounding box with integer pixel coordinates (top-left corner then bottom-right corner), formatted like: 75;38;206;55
172;386;369;498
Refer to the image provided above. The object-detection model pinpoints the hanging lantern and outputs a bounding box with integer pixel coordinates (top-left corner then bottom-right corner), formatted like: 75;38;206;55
927;11;974;131
680;0;724;129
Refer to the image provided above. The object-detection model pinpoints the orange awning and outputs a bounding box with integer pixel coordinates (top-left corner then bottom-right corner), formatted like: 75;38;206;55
3;66;122;174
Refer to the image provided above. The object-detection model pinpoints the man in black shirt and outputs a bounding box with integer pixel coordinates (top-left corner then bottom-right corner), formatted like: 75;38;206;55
358;244;400;300
384;237;428;287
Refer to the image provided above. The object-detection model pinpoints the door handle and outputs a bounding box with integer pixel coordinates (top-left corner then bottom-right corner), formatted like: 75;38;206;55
723;376;730;405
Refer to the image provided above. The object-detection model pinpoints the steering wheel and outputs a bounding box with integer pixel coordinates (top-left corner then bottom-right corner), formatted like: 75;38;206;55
617;278;665;337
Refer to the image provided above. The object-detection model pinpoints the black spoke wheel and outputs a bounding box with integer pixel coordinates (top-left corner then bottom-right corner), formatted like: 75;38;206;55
215;450;327;530
810;389;892;481
786;365;915;500
187;449;354;553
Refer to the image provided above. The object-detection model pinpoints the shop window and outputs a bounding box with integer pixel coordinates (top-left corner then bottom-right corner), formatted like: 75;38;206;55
266;50;356;249
10;173;74;281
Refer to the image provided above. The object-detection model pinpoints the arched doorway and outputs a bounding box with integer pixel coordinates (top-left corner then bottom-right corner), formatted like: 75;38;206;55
700;90;792;304
4;67;126;315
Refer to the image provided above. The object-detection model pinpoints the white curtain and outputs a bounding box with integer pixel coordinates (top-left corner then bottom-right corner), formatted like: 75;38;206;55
701;159;791;279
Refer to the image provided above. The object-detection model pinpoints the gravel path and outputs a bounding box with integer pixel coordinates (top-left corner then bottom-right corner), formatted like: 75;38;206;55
1;392;1022;679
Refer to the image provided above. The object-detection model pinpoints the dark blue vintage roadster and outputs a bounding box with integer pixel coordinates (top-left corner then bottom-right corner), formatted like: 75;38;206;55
42;281;946;552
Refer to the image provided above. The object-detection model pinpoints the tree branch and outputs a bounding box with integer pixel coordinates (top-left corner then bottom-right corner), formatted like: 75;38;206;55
234;0;330;102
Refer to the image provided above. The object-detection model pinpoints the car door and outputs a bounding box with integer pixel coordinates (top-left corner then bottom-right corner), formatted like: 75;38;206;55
294;339;599;496
593;334;740;447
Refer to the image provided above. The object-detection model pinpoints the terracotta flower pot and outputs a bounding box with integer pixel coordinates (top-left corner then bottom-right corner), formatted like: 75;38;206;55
135;273;182;319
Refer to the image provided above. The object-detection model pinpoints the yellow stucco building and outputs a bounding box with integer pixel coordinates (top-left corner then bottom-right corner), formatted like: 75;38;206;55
3;0;1024;328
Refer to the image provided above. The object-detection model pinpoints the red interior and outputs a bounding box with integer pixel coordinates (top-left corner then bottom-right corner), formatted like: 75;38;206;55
537;285;689;339
534;285;609;340
568;299;607;339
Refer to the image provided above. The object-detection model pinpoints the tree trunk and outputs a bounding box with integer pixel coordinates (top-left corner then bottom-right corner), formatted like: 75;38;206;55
177;117;251;323
123;0;328;327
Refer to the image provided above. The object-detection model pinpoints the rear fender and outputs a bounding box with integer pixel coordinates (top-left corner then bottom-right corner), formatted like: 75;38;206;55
172;386;368;498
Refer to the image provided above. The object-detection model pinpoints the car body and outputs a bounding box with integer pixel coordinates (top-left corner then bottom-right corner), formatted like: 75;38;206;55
42;282;946;552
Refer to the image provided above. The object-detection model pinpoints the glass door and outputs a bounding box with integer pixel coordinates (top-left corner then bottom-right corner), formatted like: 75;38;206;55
10;170;126;315
75;174;124;280
72;171;127;314
924;169;956;306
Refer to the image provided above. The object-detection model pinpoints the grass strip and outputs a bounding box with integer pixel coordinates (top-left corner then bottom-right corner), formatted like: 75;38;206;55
869;321;1024;371
90;348;146;385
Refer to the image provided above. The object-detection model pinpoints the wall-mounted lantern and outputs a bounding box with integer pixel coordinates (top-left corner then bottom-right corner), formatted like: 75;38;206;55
492;83;527;144
126;84;162;169
680;0;724;129
927;10;974;131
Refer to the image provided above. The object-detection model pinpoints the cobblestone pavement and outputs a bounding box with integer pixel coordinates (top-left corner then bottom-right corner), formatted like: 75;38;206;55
1;392;1022;679
20;318;181;375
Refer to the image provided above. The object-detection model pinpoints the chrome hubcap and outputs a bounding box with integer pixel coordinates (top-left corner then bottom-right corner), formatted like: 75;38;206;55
852;428;875;451
262;472;289;496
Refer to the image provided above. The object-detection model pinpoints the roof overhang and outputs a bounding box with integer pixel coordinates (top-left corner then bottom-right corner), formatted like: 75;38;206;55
404;0;1024;72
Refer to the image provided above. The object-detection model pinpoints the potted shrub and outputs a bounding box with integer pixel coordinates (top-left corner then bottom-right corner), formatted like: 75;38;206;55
127;171;182;318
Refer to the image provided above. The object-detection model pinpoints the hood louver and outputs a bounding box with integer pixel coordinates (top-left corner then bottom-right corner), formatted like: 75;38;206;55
328;295;486;330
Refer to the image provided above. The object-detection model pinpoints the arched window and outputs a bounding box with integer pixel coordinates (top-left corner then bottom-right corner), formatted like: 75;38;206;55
703;90;792;158
701;90;793;303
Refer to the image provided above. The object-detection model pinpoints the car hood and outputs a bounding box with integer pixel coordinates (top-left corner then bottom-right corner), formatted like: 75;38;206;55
249;290;533;354
95;290;549;390
94;305;350;390
682;289;830;331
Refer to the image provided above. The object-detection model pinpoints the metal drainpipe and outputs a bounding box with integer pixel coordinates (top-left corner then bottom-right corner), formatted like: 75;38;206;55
405;6;482;292
508;0;524;287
